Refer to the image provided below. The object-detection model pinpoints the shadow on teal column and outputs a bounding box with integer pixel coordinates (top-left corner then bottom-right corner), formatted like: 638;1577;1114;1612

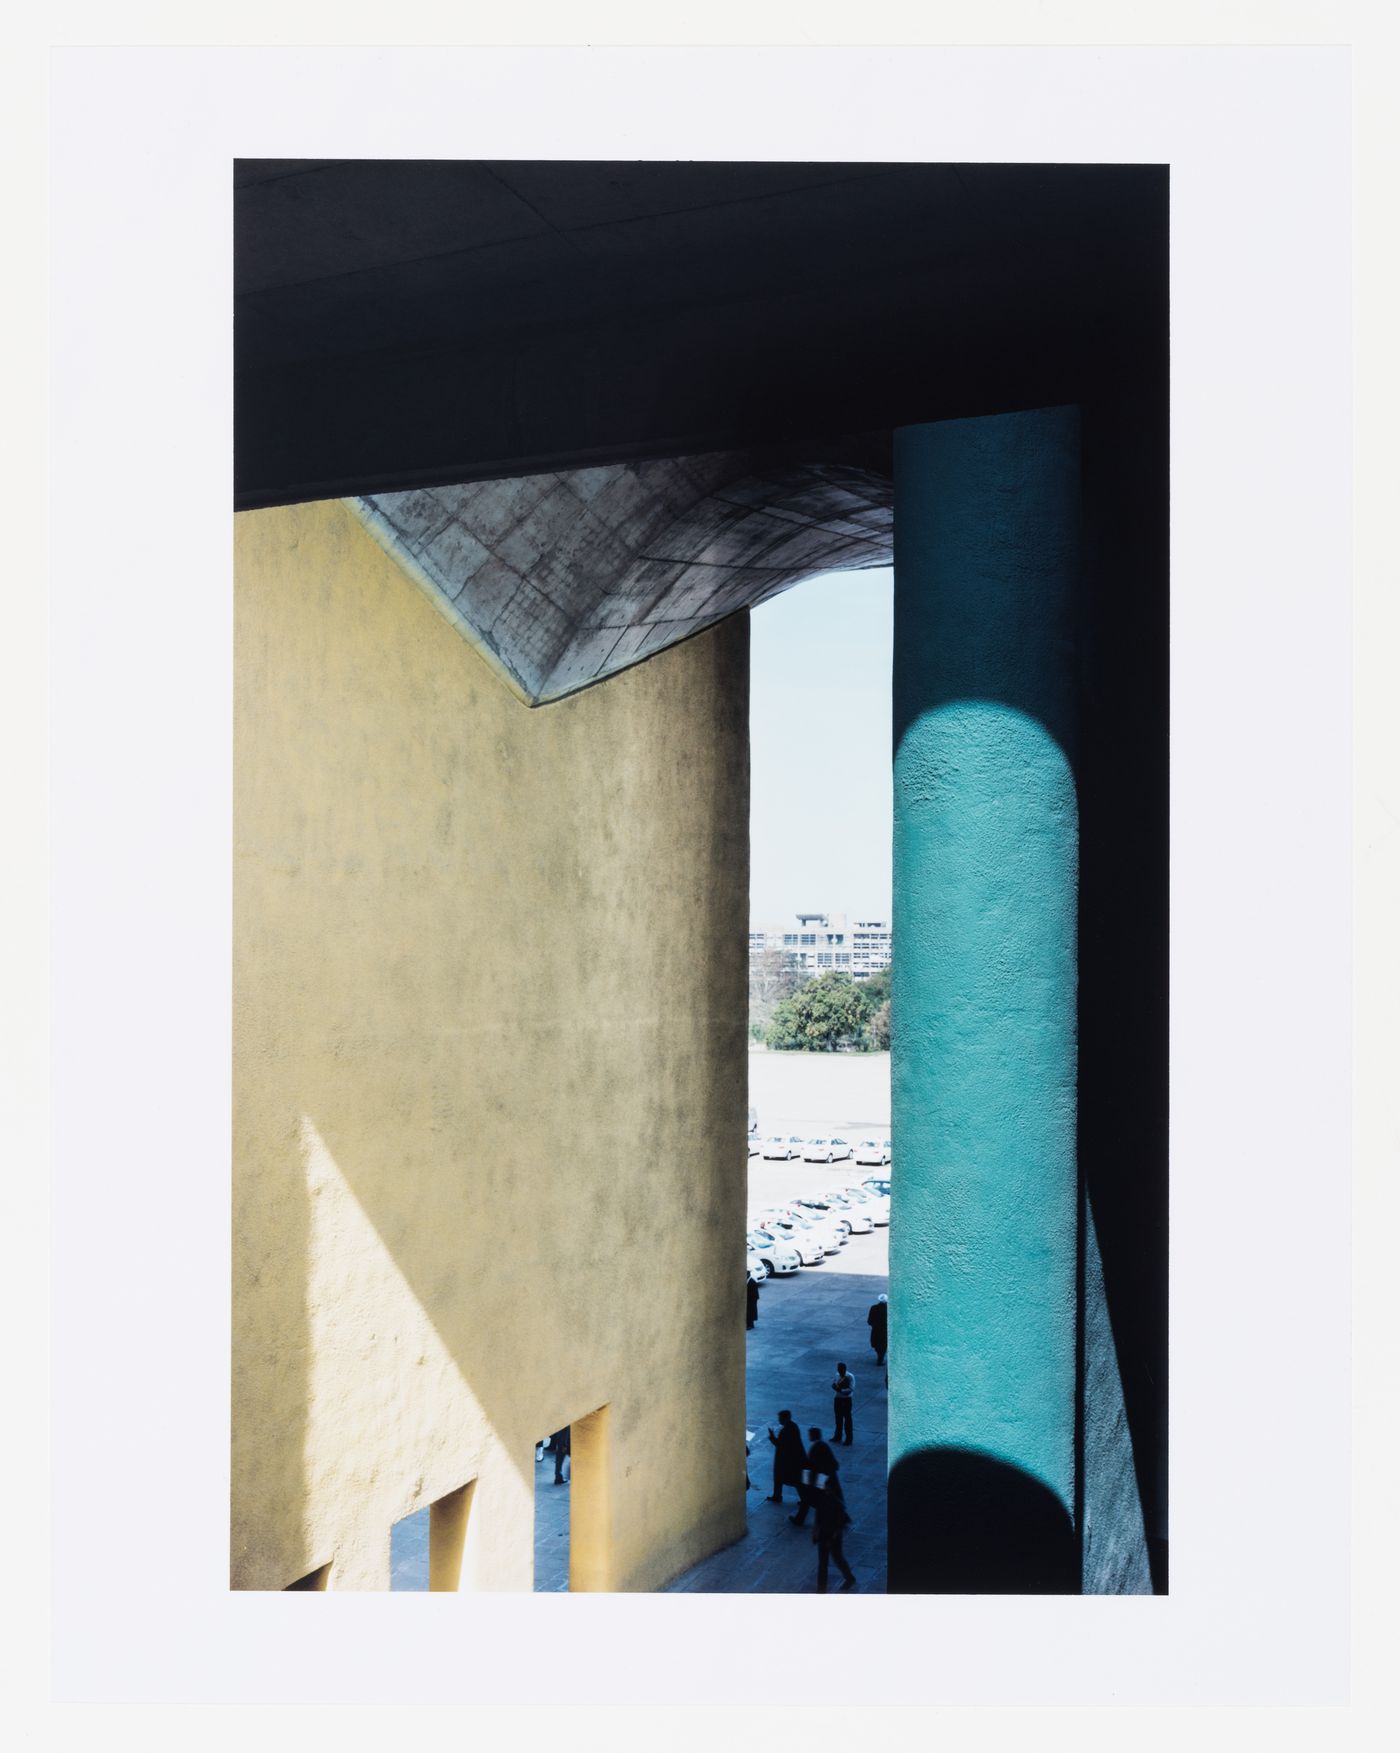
889;405;1081;1593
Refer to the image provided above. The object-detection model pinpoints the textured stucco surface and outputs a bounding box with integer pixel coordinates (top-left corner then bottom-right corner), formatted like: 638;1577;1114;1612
353;451;892;705
889;409;1082;1586
233;498;750;1590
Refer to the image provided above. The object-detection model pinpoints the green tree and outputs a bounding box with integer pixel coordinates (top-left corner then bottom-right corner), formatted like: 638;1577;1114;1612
859;965;891;1011
855;964;891;1050
748;946;808;1036
766;970;870;1052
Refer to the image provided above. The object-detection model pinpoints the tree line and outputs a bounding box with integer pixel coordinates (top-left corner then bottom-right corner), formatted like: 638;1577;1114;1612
748;950;890;1053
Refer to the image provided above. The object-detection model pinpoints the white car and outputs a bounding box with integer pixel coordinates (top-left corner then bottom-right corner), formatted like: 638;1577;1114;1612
756;1214;826;1265
803;1137;840;1163
762;1135;804;1160
861;1176;892;1199
747;1135;761;1156
762;1203;841;1251
772;1202;847;1253
747;1251;768;1283
839;1184;890;1224
747;1229;800;1275
882;1139;892;1164
829;1137;854;1160
855;1137;886;1166
794;1195;852;1238
823;1191;874;1233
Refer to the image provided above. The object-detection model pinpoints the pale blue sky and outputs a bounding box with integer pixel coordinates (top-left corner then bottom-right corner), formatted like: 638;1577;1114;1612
748;566;893;925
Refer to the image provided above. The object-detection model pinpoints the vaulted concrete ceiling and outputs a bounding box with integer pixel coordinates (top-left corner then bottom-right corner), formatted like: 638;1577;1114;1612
353;446;893;704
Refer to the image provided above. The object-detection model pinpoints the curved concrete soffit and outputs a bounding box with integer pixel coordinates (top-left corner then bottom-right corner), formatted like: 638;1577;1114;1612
348;452;893;706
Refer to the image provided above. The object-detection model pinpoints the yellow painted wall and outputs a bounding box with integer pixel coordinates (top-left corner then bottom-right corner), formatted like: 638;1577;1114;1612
233;498;750;1591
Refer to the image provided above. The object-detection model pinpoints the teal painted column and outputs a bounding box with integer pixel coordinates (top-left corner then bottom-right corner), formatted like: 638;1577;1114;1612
888;406;1081;1592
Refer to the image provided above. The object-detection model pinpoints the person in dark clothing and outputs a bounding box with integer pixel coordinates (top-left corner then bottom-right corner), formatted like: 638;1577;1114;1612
746;1276;760;1330
766;1410;807;1504
831;1362;855;1445
790;1427;839;1527
867;1294;887;1365
813;1467;856;1592
550;1426;570;1484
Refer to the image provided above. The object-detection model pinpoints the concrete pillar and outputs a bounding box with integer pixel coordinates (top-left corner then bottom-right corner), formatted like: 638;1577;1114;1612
889;405;1081;1592
428;1480;475;1591
568;1404;613;1593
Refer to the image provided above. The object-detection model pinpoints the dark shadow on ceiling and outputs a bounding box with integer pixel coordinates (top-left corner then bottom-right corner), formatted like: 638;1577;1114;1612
235;161;1168;510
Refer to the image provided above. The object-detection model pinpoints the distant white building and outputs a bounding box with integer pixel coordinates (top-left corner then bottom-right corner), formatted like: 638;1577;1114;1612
748;911;892;980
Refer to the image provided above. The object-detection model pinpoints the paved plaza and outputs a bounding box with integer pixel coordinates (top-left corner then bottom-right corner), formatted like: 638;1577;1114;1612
664;1221;888;1593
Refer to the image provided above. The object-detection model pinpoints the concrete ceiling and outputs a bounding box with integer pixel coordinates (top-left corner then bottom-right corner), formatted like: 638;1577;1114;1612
353;446;893;704
235;160;1166;510
235;159;1165;701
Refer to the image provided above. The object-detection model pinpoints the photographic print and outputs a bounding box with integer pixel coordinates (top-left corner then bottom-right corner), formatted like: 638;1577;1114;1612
232;158;1169;1598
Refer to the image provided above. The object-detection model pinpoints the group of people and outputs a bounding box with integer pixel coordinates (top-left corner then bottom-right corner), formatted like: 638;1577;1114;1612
740;1279;888;1591
764;1405;856;1592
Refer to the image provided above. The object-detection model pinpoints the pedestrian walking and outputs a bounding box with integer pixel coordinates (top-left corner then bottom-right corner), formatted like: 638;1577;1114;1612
790;1427;839;1528
550;1426;571;1484
867;1293;887;1365
831;1362;855;1445
746;1275;760;1330
766;1409;807;1505
812;1467;856;1592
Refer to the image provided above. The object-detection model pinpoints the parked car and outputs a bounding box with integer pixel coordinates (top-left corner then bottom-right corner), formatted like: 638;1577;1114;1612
773;1206;846;1255
747;1135;761;1156
762;1135;804;1160
839;1184;889;1224
861;1176;892;1198
803;1137;839;1163
882;1139;892;1163
747;1251;768;1283
829;1137;853;1160
798;1206;855;1248
855;1137;886;1166
795;1194;851;1228
823;1191;874;1232
798;1213;844;1255
763;1201;842;1247
747;1229;801;1275
756;1214;826;1265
